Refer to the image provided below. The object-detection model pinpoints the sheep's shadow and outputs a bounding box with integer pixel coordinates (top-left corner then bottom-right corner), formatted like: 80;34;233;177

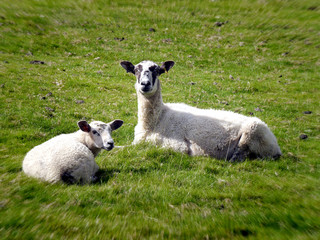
92;165;153;185
92;168;121;185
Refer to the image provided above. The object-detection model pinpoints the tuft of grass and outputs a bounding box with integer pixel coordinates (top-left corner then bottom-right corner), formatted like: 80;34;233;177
0;0;319;239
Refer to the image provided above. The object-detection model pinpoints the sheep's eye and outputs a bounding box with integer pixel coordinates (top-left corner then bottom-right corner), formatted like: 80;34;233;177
92;130;100;136
149;66;156;71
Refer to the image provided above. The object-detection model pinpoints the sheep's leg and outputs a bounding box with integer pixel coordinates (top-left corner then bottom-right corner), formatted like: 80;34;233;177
229;146;249;162
183;137;206;156
184;137;192;155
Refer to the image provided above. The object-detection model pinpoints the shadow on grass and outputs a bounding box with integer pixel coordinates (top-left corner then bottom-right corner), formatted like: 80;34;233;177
93;165;158;185
92;168;121;185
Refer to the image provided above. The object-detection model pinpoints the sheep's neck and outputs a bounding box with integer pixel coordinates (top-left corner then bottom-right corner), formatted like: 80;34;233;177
75;131;101;157
89;147;101;158
137;83;164;132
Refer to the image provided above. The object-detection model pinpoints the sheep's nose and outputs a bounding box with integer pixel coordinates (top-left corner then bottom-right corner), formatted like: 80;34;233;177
141;81;151;86
104;141;114;150
107;141;114;147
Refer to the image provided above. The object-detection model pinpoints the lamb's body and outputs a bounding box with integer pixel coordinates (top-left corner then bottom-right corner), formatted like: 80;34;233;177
23;120;123;183
121;60;281;161
23;132;99;183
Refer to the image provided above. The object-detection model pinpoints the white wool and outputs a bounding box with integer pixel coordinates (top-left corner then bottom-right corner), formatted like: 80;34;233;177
122;60;281;161
23;120;123;183
23;132;98;183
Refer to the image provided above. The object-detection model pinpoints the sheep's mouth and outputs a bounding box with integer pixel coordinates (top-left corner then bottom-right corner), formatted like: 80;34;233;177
103;146;114;151
141;86;151;92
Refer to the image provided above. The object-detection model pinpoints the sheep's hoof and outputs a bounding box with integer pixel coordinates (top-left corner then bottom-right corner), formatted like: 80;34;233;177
273;153;282;160
90;174;100;183
229;155;245;162
228;147;248;162
61;171;76;184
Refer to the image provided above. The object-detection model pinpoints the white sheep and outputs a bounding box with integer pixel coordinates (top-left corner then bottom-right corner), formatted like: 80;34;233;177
22;120;123;184
120;60;281;161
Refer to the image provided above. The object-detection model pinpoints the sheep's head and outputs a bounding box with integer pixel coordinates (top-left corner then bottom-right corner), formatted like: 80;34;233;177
120;60;174;96
78;120;123;151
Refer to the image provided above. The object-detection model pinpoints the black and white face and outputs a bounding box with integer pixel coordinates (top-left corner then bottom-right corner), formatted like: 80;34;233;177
78;120;123;151
134;61;160;95
120;60;175;96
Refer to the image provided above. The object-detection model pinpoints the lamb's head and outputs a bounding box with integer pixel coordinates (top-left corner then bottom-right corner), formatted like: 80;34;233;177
120;60;174;96
78;120;123;151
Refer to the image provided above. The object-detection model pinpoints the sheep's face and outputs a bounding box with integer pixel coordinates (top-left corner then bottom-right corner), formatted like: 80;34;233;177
120;60;175;96
78;120;123;151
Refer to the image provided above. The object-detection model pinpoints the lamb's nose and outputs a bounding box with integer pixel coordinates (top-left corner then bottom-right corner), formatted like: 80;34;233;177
104;141;114;151
107;141;114;148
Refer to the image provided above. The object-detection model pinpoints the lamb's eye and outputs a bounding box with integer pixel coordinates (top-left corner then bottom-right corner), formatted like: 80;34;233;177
92;130;100;136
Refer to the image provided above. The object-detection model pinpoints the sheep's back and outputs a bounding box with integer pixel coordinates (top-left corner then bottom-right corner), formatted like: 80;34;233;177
162;103;257;134
158;103;264;158
23;134;96;183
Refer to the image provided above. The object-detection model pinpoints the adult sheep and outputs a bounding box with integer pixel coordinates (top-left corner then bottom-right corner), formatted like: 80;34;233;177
120;60;281;161
23;120;123;184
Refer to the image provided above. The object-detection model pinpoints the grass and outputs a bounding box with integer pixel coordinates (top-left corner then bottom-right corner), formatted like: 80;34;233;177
0;0;319;239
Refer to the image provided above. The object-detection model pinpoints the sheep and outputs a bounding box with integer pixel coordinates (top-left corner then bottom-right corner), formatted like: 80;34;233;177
120;60;281;161
22;119;123;184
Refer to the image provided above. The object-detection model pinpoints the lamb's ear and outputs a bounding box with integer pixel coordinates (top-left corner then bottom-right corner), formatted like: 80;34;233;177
120;61;135;74
78;121;91;132
159;61;175;75
110;120;124;131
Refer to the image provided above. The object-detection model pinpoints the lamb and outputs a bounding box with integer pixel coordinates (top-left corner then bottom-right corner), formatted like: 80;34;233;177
120;60;281;161
22;119;123;184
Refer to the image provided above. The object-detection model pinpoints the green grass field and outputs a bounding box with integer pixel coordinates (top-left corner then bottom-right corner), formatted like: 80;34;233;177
0;0;319;239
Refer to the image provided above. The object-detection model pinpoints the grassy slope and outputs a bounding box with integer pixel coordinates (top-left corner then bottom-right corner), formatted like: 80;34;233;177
0;0;319;239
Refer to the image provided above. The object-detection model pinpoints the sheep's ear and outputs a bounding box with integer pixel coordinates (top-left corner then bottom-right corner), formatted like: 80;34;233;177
120;61;135;74
78;121;91;132
109;120;124;131
159;61;175;75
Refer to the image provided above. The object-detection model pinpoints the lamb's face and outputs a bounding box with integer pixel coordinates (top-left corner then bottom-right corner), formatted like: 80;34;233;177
78;120;123;151
120;60;175;96
89;121;115;151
